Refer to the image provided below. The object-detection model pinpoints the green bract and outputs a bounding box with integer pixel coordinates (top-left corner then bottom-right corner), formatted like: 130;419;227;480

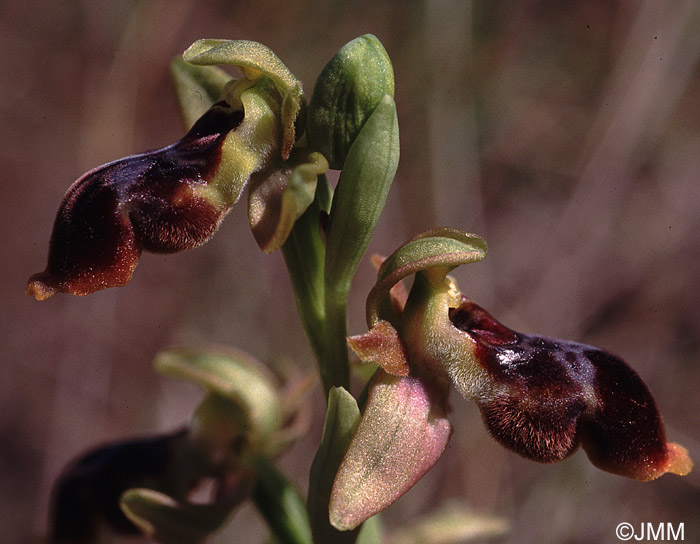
324;94;400;300
308;387;362;543
307;34;395;169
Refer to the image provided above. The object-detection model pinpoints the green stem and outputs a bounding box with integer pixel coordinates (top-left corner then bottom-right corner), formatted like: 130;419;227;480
281;230;326;363
281;175;351;396
251;456;313;544
280;176;329;369
321;284;351;394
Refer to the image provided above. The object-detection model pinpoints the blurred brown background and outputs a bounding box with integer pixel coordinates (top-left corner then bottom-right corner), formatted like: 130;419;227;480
2;1;699;543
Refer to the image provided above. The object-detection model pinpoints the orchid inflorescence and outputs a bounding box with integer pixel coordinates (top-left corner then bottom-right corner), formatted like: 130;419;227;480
28;35;691;544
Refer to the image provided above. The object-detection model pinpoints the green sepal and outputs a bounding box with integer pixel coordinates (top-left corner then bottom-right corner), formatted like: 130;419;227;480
308;387;362;544
170;56;233;129
366;228;487;326
183;39;304;158
203;77;283;208
251;456;313;544
324;94;399;300
120;487;244;544
154;347;282;449
307;35;394;169
249;149;329;253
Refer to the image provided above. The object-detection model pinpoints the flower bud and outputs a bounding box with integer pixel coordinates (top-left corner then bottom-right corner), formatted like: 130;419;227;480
306;34;394;169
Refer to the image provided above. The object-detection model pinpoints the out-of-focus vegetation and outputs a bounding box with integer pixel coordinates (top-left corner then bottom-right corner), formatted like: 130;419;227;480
2;1;698;543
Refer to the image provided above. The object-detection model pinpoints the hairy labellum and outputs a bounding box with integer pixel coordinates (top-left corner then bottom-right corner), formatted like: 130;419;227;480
50;430;188;542
27;102;243;300
449;298;692;480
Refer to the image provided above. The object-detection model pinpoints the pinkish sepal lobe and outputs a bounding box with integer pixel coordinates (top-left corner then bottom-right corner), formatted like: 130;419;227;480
329;370;452;531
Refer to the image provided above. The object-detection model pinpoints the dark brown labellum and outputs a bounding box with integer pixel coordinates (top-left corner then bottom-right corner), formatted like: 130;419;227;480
27;102;243;300
449;297;691;480
50;430;188;542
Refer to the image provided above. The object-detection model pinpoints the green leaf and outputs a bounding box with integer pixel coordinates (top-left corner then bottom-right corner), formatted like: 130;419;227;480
324;94;400;300
366;228;487;326
170;56;233;129
307;34;394;169
252;456;313;544
308;387;362;544
154;347;281;447
120;488;239;544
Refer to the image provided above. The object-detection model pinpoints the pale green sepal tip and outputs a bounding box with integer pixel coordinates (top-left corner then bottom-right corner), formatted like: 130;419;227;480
183;39;300;93
378;231;487;283
154;348;281;444
120;488;237;544
182;39;304;158
366;229;487;326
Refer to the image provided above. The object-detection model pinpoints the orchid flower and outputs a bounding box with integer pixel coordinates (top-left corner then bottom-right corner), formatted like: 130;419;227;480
27;40;326;300
330;228;692;530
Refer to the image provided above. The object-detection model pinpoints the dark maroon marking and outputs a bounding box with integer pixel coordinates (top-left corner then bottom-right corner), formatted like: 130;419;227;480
449;297;673;476
449;299;518;347
449;298;594;390
579;349;668;478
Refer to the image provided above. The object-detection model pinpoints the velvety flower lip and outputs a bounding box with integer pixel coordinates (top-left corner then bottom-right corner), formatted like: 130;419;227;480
448;296;693;480
26;102;243;300
50;430;189;541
